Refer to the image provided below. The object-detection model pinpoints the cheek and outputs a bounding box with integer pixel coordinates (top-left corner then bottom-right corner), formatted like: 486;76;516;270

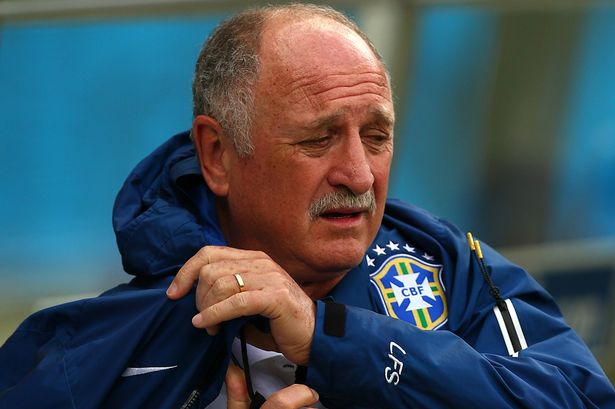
238;163;309;224
271;157;327;196
229;161;272;214
370;156;392;189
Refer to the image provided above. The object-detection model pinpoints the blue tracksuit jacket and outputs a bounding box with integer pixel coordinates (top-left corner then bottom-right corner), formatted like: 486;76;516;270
1;131;614;408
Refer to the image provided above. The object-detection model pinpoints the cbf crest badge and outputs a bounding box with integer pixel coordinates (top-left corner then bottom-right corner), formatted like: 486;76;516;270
367;242;447;330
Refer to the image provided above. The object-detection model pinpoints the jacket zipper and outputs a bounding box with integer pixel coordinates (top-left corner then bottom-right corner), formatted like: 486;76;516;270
179;389;201;409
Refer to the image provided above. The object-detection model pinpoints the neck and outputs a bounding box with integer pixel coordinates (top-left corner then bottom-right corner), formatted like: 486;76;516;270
215;199;231;243
299;273;347;300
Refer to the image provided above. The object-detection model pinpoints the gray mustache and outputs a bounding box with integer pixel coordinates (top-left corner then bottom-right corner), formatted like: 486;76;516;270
309;188;376;221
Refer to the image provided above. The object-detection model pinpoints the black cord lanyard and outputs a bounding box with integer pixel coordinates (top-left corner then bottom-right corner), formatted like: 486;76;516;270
239;326;267;409
467;232;523;354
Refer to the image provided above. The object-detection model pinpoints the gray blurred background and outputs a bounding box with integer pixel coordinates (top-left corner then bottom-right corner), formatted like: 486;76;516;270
1;0;614;381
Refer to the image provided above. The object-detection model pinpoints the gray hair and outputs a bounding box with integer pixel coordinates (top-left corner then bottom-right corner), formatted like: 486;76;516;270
192;3;386;157
308;188;376;221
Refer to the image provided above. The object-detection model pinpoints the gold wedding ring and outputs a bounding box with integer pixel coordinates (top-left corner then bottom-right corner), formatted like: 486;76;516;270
234;273;245;292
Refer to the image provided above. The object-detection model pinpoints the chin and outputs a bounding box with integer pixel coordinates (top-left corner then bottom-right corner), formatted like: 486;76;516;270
312;240;367;272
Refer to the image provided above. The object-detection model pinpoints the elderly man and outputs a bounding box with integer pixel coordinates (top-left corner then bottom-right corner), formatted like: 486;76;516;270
1;4;614;409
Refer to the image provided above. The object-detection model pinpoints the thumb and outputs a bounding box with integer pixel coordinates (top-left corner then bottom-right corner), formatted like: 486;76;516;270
262;384;320;409
225;364;251;409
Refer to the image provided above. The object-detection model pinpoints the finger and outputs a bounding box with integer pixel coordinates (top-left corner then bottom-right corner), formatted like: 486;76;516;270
167;245;216;299
192;272;270;335
193;272;246;334
196;270;278;312
192;291;265;330
225;364;251;409
167;246;267;299
193;282;314;364
196;273;242;311
262;384;319;409
193;270;278;335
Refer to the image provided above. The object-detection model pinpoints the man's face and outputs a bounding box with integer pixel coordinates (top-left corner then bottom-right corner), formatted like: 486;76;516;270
224;18;394;283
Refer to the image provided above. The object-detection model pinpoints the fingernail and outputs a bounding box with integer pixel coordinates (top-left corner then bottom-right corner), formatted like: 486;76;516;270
166;282;177;296
192;314;203;327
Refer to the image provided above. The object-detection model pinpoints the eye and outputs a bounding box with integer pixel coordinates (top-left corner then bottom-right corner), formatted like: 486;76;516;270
293;135;333;157
299;136;331;148
365;134;389;143
362;132;392;152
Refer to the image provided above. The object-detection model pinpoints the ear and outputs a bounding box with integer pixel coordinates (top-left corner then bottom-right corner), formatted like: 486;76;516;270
192;115;232;197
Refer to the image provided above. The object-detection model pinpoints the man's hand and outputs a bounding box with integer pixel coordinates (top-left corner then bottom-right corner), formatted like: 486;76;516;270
166;246;316;365
225;364;320;409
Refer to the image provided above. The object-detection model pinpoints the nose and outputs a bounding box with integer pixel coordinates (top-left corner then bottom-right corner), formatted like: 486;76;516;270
327;133;375;195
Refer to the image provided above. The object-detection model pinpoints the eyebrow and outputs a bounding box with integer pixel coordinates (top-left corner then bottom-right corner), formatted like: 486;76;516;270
301;110;344;131
368;106;395;128
301;106;395;131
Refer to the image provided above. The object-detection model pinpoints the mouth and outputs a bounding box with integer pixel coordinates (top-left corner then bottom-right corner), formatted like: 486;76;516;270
319;208;366;220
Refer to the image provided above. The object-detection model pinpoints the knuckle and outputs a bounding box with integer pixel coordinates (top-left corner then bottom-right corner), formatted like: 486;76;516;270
233;292;250;310
210;277;230;299
205;303;217;318
174;265;186;278
198;246;213;263
209;298;227;316
200;265;216;288
275;283;293;300
255;250;269;260
196;246;209;258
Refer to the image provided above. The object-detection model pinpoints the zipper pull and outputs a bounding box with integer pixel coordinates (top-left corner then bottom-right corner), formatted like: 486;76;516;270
180;389;201;409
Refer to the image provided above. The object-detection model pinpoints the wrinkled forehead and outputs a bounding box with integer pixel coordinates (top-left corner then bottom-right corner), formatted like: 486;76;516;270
258;17;388;89
253;17;392;117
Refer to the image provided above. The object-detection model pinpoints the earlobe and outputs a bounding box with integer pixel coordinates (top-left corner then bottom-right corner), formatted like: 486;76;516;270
192;115;230;197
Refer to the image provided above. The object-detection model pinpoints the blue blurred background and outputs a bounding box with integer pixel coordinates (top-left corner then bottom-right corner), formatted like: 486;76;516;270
1;1;614;378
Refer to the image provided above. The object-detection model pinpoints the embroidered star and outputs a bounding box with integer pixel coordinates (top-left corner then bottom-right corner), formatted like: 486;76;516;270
386;241;399;251
403;244;415;253
423;253;434;261
373;245;386;256
365;255;375;267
